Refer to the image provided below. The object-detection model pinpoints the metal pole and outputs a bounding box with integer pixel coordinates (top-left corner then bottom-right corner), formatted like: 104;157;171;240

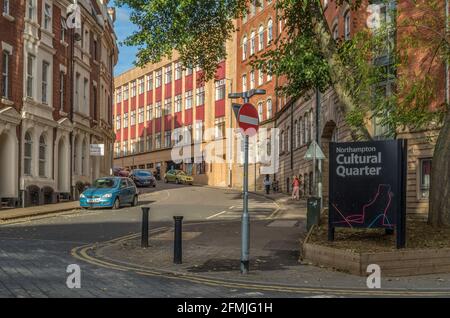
173;216;183;264
141;207;150;248
446;0;449;104
241;134;250;274
313;141;316;196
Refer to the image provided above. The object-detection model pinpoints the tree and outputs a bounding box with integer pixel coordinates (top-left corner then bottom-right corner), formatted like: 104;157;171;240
117;0;450;225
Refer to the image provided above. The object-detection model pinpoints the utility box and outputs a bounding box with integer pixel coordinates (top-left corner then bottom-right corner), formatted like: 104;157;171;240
307;197;321;231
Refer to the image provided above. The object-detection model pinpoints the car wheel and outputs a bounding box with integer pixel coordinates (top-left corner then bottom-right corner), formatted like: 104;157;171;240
131;195;138;207
153;184;156;188
176;178;180;184
164;178;168;183
112;198;120;210
82;207;89;210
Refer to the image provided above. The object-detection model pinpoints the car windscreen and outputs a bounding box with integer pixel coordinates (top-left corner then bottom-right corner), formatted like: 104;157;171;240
135;171;152;177
93;178;117;188
176;171;186;175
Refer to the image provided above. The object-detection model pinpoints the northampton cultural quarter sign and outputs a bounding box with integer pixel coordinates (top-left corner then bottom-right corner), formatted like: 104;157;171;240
328;140;408;248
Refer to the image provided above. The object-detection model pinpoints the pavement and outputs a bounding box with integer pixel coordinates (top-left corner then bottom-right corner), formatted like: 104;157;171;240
0;201;79;222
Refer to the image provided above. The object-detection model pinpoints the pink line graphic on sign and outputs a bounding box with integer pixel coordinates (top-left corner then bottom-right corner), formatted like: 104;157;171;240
331;184;394;228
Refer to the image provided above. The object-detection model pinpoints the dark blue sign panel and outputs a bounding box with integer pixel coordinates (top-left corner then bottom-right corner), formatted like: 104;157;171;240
329;140;406;231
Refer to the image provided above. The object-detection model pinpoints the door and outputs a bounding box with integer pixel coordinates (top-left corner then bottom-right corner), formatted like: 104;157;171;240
119;179;129;202
126;179;136;203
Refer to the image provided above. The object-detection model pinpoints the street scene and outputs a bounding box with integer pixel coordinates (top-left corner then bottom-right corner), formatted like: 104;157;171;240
0;0;450;303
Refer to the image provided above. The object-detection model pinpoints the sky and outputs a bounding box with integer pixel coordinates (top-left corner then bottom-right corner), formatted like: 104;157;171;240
114;5;139;76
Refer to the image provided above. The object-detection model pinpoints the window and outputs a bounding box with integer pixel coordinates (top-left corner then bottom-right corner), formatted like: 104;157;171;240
242;36;247;60
196;87;205;106
250;1;256;16
114;143;120;157
304;115;308;143
61;17;67;42
138;77;144;94
287;126;291;152
310;111;314;142
165;65;172;84
130;110;136;126
250;71;255;89
146;135;153;151
332;24;338;40
164;131;171;148
155;69;162;88
123;112;128;128
146;105;153;120
1;52;9;99
3;0;10;15
155;133;161;149
344;11;351;40
195;121;203;142
59;72;64;111
146;74;153;91
155;102;162;118
185;91;193;109
242;74;247;92
215;79;225;101
24;132;32;175
130;81;136;97
164;98;172;115
116;89;122;103
123;85;129;100
175;95;182;112
41;61;49;104
185;66;193;76
280;130;285;153
116;115;121;130
250;31;256;55
295;120;299;148
83;78;88;112
214;119;225;140
258;25;264;51
131;139;137;154
299;117;303;145
43;3;52;31
138;107;144;123
92;39;98;60
39;135;46;177
266;99;272;119
267;19;273;43
258;102;263;122
258;69;264;86
75;73;80;109
27;54;35;98
123;140;128;156
27;0;34;20
419;159;432;199
175;62;182;80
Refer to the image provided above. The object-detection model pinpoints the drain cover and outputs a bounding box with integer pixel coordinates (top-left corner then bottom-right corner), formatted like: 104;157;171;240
266;220;299;227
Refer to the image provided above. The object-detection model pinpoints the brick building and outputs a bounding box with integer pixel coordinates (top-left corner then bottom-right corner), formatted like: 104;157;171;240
0;0;118;207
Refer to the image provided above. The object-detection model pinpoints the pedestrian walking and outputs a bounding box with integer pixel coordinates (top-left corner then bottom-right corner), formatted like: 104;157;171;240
263;175;272;195
292;175;300;200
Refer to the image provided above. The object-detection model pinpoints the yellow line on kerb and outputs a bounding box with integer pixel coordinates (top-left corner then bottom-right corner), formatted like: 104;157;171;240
71;229;450;297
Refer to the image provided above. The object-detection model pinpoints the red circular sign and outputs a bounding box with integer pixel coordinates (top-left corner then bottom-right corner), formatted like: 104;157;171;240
238;103;259;136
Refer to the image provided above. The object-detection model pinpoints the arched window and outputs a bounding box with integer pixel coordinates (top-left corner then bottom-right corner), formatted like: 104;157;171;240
332;24;338;40
344;10;351;40
24;132;32;175
258;25;264;51
299;117;303;145
310;111;314;142
81;139;87;175
242;35;247;60
304;114;308;143
250;31;256;55
294;120;298;148
39;134;46;177
266;99;272;119
267;19;273;44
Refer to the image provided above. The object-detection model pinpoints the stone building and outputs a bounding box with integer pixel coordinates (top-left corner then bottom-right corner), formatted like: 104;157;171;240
0;0;118;207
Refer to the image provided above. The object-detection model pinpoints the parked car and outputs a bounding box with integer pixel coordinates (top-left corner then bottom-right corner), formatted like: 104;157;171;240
79;177;138;209
129;169;156;187
112;167;130;177
164;170;194;185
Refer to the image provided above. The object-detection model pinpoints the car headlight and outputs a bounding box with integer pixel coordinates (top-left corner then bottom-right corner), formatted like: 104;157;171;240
102;193;112;198
80;193;86;198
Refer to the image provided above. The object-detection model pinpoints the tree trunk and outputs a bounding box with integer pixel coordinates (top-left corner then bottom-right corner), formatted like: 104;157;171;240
428;108;450;226
310;1;373;141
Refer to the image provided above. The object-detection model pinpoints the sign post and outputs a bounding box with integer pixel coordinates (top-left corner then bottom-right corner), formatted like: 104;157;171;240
328;140;407;248
229;89;265;274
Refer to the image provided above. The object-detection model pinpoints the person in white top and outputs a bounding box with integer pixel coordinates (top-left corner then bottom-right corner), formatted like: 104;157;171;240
263;175;272;194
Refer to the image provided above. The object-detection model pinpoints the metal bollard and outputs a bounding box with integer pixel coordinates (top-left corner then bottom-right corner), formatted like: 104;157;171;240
173;216;183;264
141;207;150;248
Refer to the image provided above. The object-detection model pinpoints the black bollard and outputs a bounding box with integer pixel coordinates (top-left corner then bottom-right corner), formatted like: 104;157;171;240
173;216;183;264
141;207;150;248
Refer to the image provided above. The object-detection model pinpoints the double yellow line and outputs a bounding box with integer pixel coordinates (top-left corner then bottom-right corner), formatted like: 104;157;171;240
71;227;450;297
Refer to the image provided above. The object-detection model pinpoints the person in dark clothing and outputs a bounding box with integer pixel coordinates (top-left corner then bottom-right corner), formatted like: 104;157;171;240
263;175;272;195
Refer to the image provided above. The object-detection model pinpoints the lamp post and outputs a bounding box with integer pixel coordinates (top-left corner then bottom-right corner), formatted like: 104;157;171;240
225;78;233;188
228;89;266;275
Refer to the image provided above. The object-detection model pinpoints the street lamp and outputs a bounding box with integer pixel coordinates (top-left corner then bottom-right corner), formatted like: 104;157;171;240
228;88;266;275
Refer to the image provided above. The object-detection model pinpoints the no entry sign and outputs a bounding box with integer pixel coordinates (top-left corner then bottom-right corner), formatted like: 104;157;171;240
328;139;408;248
238;103;259;136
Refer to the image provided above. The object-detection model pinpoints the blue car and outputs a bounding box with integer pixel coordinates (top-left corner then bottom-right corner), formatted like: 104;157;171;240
79;177;138;209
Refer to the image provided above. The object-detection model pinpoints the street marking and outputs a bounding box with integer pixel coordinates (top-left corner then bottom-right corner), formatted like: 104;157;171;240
206;211;228;220
229;206;235;210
